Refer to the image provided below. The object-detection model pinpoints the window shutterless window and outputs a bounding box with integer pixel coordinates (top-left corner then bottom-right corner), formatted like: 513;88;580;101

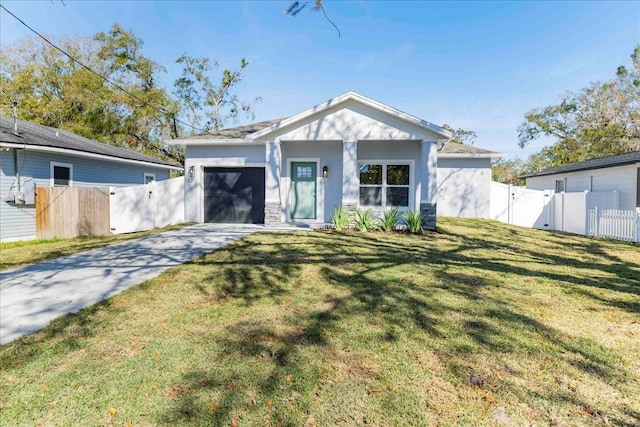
359;163;410;208
555;179;564;193
50;162;73;187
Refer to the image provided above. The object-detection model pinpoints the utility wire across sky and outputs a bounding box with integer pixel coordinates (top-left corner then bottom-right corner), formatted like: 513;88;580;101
0;3;205;135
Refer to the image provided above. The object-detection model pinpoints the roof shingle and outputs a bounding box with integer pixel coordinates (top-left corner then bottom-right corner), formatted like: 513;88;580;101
521;151;640;178
438;140;501;156
184;118;287;140
0;116;180;168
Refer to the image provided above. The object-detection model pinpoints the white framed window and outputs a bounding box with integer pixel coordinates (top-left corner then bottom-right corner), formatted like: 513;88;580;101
359;162;412;208
144;173;156;184
555;179;565;193
50;162;73;187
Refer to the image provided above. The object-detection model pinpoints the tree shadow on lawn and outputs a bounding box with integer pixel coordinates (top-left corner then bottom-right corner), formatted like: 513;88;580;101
438;221;640;306
0;297;121;370
159;230;638;426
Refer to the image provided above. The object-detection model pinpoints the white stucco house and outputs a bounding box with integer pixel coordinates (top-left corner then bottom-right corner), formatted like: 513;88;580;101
169;92;501;229
523;151;640;210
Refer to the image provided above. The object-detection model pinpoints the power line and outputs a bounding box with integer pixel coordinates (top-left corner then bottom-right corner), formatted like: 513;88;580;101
0;4;204;134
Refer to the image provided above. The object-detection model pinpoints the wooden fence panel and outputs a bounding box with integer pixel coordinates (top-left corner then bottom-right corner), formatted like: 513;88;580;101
78;187;110;236
35;186;51;238
36;187;110;239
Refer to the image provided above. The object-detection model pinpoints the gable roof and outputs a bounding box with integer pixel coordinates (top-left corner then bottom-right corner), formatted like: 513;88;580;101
250;91;453;140
521;151;640;178
184;118;286;140
437;140;503;159
0;116;181;169
169;91;454;145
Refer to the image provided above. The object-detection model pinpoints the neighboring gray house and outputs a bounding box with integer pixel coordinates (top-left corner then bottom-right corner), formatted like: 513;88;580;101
169;91;501;229
523;151;640;210
0;116;182;242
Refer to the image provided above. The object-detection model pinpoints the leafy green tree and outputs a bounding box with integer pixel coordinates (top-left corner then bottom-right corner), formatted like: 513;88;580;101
518;44;640;171
173;55;260;133
1;23;260;163
1;24;192;164
442;124;477;145
93;24;181;159
491;158;526;185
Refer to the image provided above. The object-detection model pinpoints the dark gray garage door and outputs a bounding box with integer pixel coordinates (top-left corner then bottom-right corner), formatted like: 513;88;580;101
203;167;265;223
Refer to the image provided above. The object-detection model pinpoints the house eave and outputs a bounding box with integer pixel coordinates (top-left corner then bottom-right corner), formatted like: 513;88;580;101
166;138;257;146
0;143;182;171
437;152;504;159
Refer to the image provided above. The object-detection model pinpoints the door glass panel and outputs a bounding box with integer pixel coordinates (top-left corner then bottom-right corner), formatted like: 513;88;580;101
296;166;313;179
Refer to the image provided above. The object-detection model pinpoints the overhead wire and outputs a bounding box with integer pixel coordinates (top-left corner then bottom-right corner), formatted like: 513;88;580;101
0;3;204;134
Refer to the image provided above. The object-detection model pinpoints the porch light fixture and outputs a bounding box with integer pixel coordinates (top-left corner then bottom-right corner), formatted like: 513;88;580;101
187;165;195;182
322;165;328;179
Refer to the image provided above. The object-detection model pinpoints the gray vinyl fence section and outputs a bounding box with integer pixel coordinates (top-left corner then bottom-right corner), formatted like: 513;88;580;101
109;177;185;234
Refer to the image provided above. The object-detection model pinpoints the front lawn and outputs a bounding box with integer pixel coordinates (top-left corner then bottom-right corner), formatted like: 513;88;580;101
1;219;638;426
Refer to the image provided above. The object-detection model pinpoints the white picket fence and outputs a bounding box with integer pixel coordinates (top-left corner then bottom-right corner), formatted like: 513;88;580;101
587;207;640;242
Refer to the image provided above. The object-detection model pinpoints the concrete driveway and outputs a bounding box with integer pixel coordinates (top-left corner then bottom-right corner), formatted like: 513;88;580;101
0;224;305;345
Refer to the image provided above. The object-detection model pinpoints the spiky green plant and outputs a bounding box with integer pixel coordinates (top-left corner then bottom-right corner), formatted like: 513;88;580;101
379;207;400;232
355;209;375;232
329;206;350;231
402;209;424;233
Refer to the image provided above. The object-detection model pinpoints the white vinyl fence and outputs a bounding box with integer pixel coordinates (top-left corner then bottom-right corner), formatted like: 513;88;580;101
552;191;619;235
490;182;552;229
490;182;637;243
587;208;640;242
109;177;184;234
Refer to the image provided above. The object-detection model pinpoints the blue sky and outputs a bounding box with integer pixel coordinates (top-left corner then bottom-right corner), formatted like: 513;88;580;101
1;0;639;159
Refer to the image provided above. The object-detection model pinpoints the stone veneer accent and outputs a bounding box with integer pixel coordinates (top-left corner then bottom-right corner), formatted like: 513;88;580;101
342;203;358;228
264;202;282;225
420;202;437;231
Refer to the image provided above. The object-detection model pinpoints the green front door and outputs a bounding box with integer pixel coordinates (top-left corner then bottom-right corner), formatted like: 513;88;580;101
291;162;317;219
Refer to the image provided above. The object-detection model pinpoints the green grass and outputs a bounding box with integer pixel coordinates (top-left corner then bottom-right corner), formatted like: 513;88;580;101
1;218;639;426
0;223;191;271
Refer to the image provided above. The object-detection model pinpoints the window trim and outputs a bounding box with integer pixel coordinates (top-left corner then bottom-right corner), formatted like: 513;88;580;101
144;173;156;184
555;179;565;193
50;162;73;187
358;160;414;209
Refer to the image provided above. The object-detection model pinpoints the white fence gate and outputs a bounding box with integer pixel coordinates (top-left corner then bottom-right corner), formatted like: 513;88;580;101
587;208;640;242
490;182;552;229
109;177;184;234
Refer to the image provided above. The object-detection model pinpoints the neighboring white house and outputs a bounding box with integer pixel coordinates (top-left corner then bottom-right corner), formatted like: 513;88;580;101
169;91;502;229
437;141;502;218
523;151;640;210
0;116;182;242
